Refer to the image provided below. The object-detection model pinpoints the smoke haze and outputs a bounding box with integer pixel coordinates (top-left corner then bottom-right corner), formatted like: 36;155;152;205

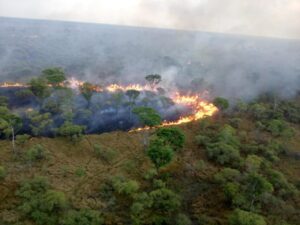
0;17;300;100
0;0;300;39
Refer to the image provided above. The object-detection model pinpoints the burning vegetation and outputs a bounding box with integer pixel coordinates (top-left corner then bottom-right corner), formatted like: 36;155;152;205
0;68;218;138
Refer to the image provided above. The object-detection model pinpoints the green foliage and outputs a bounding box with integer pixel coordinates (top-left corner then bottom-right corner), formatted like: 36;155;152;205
126;89;140;102
75;167;86;177
0;166;6;180
143;168;158;180
42;67;66;87
213;97;229;111
267;119;295;138
16;134;31;145
147;138;174;168
15;88;34;99
57;122;85;142
149;187;181;212
195;134;211;146
94;144;117;163
249;103;269;120
133;107;161;127
245;155;264;172
16;176;67;225
111;176;140;196
0;95;8;107
28;110;53;136
214;168;242;184
25;144;46;163
266;169;298;199
206;142;241;166
155;127;185;151
28;77;50;99
229;118;242;128
0;106;23;138
228;209;266;225
61;209;104;225
176;213;192;225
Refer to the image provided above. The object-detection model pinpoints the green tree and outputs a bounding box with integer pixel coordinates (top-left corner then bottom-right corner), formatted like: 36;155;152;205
0;106;23;153
126;89;140;120
145;74;162;90
155;127;185;151
56;121;85;142
133;107;161;127
28;110;53;136
147;138;174;168
228;209;266;225
0;95;8;107
61;209;104;225
79;82;94;107
213;97;229;111
28;77;50;100
42;67;66;87
0;166;6;180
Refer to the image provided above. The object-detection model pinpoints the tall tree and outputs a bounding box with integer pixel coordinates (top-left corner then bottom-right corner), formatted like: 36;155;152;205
145;74;162;90
28;77;50;101
42;67;66;87
0;106;22;153
126;89;140;121
79;82;94;108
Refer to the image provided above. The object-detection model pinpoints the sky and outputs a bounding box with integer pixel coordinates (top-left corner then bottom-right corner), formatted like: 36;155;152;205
0;0;300;39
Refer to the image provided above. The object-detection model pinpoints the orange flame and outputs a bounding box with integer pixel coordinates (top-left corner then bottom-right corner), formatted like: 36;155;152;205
0;78;218;130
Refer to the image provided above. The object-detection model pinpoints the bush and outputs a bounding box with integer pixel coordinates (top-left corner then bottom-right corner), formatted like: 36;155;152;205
16;134;31;145
228;209;266;225
176;213;192;225
0;166;6;180
143;168;158;180
111;176;140;196
147;138;174;168
94;144;117;163
155;127;185;151
195;135;211;146
26;144;46;163
214;168;241;184
61;209;104;225
245;155;263;172
206;142;241;166
57;122;85;142
149;188;181;212
75;167;86;177
16;176;67;225
267;119;295;138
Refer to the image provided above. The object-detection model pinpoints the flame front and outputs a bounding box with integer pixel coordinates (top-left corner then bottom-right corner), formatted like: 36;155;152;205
0;78;218;130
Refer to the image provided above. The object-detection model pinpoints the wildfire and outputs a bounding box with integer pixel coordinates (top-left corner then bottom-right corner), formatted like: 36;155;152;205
0;77;218;130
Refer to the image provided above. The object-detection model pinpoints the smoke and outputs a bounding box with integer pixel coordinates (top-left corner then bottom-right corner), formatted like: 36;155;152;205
137;0;300;39
0;17;300;101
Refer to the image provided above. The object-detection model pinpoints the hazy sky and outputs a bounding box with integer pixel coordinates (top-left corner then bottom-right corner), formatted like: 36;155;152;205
0;0;300;39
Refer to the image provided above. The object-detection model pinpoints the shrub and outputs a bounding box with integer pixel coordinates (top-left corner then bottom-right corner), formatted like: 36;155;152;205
195;135;211;146
111;176;140;196
267;119;295;138
16;176;67;225
143;168;158;180
94;144;117;163
61;209;104;225
147;138;174;168
214;168;242;184
57;122;85;142
229;118;242;128
16;134;31;145
245;155;263;172
206;142;241;166
149;188;181;212
25;144;46;163
176;213;192;225
75;167;86;177
155;127;185;151
0;166;6;180
213;97;229;111
228;209;266;225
